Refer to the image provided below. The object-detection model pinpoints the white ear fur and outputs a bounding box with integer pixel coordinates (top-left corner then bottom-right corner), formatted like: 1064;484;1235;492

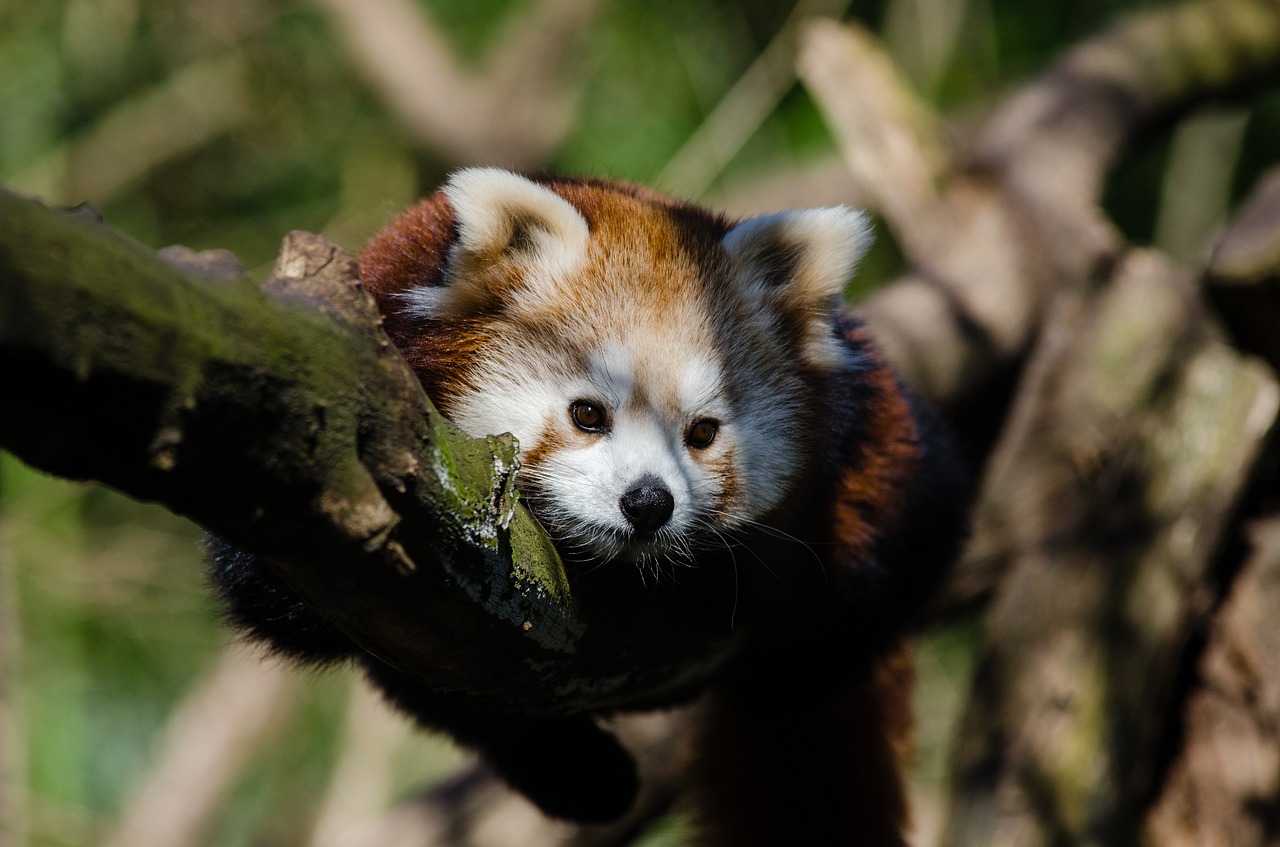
444;167;589;266
722;206;873;306
400;169;590;318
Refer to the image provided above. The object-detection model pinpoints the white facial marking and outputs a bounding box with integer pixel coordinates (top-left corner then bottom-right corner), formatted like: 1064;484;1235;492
679;356;724;413
588;344;635;411
544;413;690;550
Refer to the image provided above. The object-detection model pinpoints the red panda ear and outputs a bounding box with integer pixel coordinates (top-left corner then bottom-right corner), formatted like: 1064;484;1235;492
444;168;589;261
406;168;590;316
722;206;872;314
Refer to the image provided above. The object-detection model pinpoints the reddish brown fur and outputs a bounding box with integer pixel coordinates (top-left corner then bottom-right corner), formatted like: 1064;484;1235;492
361;193;455;322
833;325;922;564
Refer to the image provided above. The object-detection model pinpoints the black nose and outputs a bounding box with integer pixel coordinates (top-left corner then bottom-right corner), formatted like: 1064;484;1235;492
619;475;674;533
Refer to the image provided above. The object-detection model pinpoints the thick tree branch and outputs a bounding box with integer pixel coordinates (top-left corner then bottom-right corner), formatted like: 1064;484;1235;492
0;193;740;717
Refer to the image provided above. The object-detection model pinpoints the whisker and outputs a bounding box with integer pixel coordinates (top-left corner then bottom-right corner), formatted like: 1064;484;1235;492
710;508;831;583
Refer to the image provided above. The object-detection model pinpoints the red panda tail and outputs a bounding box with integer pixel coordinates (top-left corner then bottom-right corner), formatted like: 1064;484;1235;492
688;644;916;847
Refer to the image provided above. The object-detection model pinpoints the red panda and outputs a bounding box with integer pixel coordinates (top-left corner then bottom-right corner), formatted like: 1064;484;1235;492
210;168;968;844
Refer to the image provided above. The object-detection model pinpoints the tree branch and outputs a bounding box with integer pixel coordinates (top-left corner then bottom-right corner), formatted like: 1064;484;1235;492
9;52;254;206
655;0;854;199
0;193;741;717
940;252;1278;847
100;645;298;847
310;0;601;168
0;503;27;847
1144;516;1280;846
975;0;1280;215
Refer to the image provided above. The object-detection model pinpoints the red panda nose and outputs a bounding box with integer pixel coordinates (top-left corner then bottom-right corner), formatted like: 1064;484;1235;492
619;475;675;533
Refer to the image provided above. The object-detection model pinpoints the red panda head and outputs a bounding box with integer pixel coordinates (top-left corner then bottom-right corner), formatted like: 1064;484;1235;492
361;168;872;573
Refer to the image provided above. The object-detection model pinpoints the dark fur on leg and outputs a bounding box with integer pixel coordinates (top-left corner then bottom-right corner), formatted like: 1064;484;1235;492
690;647;915;847
205;536;358;665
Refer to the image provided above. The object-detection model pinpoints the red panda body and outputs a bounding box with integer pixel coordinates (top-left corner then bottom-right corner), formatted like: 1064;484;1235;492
211;169;968;844
362;170;966;844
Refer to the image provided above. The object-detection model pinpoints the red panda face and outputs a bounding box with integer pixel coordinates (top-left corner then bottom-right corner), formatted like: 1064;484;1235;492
361;169;872;573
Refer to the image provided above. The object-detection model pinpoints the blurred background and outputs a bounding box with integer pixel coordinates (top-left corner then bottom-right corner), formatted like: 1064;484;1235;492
1;0;1277;844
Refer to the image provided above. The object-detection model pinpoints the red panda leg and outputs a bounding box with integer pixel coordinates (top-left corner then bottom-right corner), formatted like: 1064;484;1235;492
689;645;915;847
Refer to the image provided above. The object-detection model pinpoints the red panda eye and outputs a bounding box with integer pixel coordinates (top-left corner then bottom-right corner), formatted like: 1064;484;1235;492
570;400;608;433
686;418;719;449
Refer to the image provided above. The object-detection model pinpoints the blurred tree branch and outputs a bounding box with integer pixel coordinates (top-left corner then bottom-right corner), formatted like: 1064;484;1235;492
100;645;298;847
10;52;254;206
797;9;1280;842
941;251;1277;847
304;679;422;847
1208;164;1280;370
1144;517;1280;846
656;0;854;198
322;708;698;847
310;0;602;168
0;509;27;847
802;0;1280;415
795;1;1280;844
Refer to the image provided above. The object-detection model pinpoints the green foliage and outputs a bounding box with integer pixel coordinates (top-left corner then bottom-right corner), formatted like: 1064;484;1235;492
3;453;215;828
